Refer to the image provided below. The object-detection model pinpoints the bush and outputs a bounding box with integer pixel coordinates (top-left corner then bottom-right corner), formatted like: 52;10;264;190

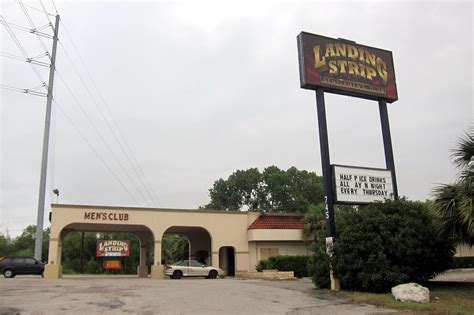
307;243;330;288
308;199;456;292
451;256;474;269
256;256;310;278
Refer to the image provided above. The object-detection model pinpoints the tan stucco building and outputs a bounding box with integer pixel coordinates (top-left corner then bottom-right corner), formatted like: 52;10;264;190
45;204;309;279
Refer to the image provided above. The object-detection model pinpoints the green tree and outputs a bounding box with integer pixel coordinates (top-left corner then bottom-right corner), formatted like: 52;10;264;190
308;199;455;292
205;166;324;212
432;129;473;245
0;233;12;255
161;234;189;264
2;226;50;262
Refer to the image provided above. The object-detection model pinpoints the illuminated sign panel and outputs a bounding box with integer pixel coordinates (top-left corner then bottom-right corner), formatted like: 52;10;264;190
297;32;398;102
96;240;130;257
332;165;394;204
103;260;122;269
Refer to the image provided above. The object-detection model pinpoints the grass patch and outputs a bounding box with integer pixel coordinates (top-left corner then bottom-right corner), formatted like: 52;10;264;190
311;281;474;315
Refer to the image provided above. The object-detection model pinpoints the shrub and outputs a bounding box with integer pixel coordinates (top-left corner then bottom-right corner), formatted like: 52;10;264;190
256;256;310;277
308;199;456;292
256;259;271;272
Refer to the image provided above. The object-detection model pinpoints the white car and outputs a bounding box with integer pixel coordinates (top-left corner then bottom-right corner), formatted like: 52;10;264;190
164;260;223;279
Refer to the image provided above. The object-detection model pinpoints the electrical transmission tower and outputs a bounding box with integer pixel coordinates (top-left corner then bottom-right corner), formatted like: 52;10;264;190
34;14;60;261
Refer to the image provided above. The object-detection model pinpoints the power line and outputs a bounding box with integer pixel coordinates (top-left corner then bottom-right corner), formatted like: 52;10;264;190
0;15;47;89
21;2;55;17
51;0;58;15
57;38;161;208
53;99;141;205
1;51;50;67
59;19;162;207
0;83;47;97
18;0;52;60
38;0;54;30
54;70;152;207
0;19;53;39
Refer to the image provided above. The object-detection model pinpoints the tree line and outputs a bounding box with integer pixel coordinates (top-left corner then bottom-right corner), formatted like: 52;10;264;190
1;129;472;280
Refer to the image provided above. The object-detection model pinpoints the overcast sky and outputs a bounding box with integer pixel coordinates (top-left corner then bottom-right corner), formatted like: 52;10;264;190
1;0;472;237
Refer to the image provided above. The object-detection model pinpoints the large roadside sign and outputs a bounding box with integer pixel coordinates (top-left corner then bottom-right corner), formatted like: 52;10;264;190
297;32;398;102
332;165;394;204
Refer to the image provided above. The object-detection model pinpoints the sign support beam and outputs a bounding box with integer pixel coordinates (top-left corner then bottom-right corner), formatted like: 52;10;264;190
315;88;340;290
378;99;399;200
315;88;336;238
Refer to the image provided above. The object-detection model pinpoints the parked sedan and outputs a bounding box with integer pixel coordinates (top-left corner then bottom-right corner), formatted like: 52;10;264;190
164;260;223;279
0;256;45;278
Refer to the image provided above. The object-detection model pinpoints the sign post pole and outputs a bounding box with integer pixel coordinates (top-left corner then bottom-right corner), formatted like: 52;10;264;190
315;88;339;290
378;100;399;200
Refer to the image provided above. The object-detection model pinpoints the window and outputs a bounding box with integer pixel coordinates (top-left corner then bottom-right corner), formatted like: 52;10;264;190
260;248;279;260
189;260;202;267
25;258;36;265
13;258;25;264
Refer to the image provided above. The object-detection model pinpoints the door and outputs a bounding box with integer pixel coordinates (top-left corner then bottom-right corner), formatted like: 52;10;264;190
188;260;206;276
23;257;39;274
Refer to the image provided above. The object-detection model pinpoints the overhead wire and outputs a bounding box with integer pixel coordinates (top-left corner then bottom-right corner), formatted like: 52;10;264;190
0;84;47;97
18;0;52;60
57;38;161;208
54;70;152;207
0;19;53;38
1;1;160;207
0;15;47;88
50;0;58;15
38;0;54;30
31;0;154;207
53;99;141;205
58;18;162;207
1;51;50;67
21;2;55;17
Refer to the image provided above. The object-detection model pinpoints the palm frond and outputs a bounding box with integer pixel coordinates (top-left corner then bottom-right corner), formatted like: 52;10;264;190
452;128;474;171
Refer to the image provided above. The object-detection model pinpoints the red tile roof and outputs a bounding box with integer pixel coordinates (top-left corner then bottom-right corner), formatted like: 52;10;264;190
248;215;304;230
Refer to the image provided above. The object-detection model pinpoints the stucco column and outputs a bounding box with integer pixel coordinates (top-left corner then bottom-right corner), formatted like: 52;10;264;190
151;239;164;279
211;251;219;268
136;234;149;278
44;237;63;279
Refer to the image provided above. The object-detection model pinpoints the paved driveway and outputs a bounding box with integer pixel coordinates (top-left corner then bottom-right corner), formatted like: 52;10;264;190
0;276;399;315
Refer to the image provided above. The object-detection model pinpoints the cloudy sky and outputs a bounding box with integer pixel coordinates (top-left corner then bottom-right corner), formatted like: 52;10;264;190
1;0;472;237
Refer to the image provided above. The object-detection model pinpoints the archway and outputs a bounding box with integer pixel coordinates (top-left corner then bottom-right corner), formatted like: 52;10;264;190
219;246;235;276
162;226;212;265
50;223;154;278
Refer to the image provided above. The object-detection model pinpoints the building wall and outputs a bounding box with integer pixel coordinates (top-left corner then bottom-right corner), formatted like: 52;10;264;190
248;241;309;272
46;204;306;278
455;244;474;257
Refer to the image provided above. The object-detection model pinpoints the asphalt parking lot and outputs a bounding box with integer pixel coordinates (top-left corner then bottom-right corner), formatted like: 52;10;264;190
0;276;398;315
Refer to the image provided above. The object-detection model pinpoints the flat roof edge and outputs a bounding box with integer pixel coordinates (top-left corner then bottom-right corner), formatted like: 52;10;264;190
50;203;251;215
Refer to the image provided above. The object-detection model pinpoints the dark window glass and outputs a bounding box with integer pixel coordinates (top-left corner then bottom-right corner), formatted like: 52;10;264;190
25;258;36;265
13;258;25;264
189;261;202;267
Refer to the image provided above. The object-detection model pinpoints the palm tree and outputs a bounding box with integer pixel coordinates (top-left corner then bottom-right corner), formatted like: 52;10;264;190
432;129;473;245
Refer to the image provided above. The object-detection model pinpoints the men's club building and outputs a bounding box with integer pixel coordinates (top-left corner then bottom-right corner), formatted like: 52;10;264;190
44;204;309;279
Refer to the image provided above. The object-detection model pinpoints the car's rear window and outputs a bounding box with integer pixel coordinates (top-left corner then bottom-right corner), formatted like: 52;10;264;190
12;258;24;264
0;257;11;264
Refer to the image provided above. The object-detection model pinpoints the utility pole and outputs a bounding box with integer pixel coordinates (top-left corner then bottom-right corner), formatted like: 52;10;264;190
34;15;60;261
